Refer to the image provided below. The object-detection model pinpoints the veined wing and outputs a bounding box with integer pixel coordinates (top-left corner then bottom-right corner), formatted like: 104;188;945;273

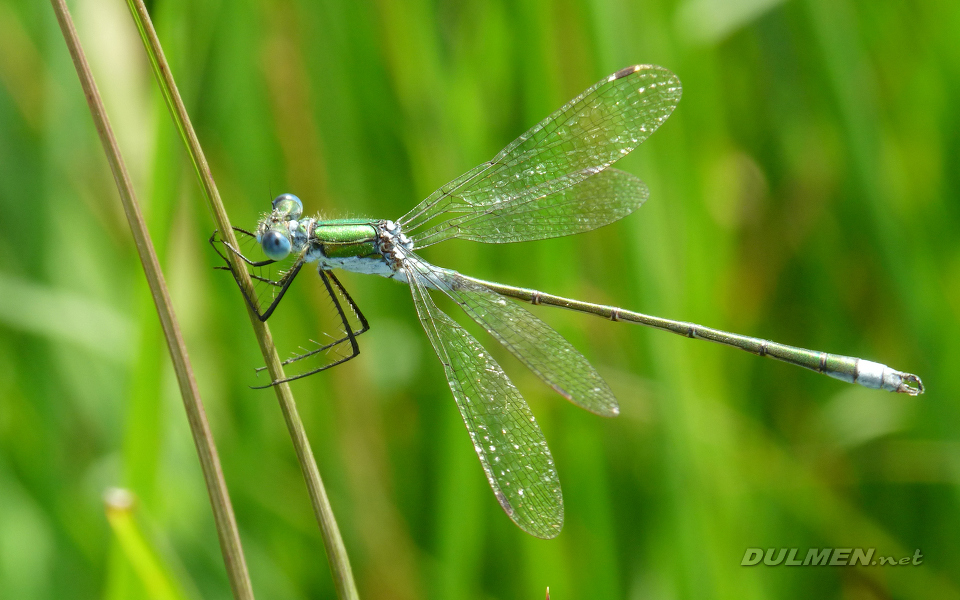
410;168;648;248
403;254;563;538
399;65;681;235
424;265;619;416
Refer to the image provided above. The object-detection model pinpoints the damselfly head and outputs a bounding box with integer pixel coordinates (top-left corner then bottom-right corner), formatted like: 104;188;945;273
271;193;303;220
254;193;305;260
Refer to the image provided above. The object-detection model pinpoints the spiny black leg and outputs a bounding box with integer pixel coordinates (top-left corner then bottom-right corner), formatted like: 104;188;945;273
264;336;355;369
209;229;277;268
253;260;303;321
253;270;369;373
251;270;365;388
327;271;370;336
209;228;303;321
249;350;362;388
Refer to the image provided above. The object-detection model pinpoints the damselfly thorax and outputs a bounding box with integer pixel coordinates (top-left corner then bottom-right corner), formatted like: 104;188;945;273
253;196;413;279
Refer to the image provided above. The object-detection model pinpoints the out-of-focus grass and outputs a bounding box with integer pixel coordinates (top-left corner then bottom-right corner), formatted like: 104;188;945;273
104;488;192;600
1;0;957;599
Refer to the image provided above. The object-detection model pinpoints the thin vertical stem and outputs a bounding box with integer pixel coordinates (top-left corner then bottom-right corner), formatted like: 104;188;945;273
49;1;255;598
123;1;359;598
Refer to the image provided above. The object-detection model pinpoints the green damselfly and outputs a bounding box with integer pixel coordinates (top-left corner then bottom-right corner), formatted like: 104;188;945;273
213;65;923;538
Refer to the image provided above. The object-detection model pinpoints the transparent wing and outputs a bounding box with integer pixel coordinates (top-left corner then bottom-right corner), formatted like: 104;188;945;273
403;255;563;538
399;65;681;236
410;168;648;248
423;265;619;416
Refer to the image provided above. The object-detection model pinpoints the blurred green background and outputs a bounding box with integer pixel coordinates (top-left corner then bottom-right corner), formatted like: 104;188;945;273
1;0;957;598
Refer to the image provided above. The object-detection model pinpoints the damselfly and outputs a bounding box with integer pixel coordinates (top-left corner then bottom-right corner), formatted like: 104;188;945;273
213;65;923;538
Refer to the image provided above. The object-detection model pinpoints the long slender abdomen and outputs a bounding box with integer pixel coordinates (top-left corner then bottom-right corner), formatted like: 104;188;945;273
461;275;924;395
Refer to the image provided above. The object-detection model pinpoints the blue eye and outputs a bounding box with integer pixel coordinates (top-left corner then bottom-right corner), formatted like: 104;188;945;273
261;230;292;260
272;193;303;220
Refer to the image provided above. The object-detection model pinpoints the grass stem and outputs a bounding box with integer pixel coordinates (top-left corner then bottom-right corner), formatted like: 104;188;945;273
49;1;255;598
124;1;360;598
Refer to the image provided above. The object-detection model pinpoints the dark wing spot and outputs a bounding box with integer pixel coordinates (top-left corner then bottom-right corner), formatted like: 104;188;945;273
496;490;514;516
613;65;639;80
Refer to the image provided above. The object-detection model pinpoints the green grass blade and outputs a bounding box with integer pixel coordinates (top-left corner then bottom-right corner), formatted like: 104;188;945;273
122;1;359;598
104;489;191;600
48;1;254;598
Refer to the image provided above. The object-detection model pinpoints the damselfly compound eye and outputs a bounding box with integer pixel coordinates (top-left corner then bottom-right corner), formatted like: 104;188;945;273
272;193;303;220
261;230;291;260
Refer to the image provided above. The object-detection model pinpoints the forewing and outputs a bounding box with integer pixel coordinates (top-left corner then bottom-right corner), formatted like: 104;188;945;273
399;65;681;235
427;268;618;416
411;169;648;248
404;256;563;538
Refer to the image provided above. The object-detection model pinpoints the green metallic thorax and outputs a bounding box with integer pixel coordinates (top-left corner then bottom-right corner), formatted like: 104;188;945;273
312;219;380;259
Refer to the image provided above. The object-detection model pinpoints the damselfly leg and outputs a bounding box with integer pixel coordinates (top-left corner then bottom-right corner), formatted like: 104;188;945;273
211;227;369;385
